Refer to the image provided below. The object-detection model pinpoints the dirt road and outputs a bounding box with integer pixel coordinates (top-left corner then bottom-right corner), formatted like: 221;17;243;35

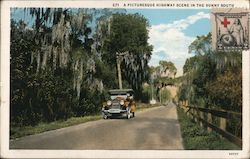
10;102;183;150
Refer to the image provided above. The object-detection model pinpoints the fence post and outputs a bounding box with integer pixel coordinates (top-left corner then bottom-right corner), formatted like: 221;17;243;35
219;117;227;138
207;112;212;132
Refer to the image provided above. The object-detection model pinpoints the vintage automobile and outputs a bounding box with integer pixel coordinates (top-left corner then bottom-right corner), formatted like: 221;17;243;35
102;89;136;119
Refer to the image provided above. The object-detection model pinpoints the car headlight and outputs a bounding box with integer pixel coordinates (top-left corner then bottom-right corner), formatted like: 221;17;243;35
120;100;124;105
107;100;112;106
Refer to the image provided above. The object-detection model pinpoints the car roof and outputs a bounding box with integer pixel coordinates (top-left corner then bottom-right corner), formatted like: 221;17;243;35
108;89;134;95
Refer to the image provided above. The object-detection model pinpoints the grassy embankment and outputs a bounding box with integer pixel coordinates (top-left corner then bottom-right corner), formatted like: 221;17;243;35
10;115;101;139
177;106;241;150
10;103;160;139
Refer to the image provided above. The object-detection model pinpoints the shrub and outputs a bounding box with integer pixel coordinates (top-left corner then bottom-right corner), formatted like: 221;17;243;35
177;107;240;150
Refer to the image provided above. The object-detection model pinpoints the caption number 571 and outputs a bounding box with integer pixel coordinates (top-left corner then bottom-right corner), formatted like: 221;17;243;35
113;3;119;7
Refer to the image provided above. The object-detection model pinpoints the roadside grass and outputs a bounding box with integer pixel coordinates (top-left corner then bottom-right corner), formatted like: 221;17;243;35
176;106;241;150
10;103;160;139
10;115;102;139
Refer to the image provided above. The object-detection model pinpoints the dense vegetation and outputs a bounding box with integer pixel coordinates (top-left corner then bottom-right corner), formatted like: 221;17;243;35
10;8;152;128
139;60;178;103
177;33;242;138
177;107;240;150
178;33;242;111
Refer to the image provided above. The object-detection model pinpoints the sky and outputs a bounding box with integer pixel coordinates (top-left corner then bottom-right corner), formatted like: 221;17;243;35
127;9;211;76
12;8;211;76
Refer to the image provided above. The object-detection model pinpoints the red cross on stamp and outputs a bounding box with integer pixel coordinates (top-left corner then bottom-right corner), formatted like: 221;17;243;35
221;17;230;28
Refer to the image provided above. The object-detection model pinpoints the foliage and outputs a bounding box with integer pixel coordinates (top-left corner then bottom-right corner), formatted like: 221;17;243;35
206;69;242;111
159;89;171;104
10;20;44;126
101;13;153;96
183;55;199;74
142;84;158;103
10;9;152;131
177;107;240;150
154;77;176;86
10;9;104;127
188;33;212;55
177;33;242;144
94;59;117;89
142;83;171;104
148;60;178;103
159;60;177;76
178;32;242;112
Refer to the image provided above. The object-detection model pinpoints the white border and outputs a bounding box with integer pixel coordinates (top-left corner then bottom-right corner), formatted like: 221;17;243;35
0;0;250;9
1;0;250;158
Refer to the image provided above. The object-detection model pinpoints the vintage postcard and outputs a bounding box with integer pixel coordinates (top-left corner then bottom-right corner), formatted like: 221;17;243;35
1;0;250;158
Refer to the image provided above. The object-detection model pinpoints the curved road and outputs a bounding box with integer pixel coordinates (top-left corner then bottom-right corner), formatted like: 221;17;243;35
10;102;183;150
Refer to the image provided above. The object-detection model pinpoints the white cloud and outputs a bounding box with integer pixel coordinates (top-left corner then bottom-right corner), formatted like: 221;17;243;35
148;12;210;76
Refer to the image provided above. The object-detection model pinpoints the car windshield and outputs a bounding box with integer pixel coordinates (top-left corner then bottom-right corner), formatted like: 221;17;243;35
110;94;128;100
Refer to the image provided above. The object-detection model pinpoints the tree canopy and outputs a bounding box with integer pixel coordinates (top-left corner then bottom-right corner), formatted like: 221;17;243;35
10;8;152;127
178;32;242;112
102;13;153;94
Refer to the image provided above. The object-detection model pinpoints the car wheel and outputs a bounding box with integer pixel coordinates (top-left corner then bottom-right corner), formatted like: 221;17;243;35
127;113;131;119
127;108;131;119
103;114;108;119
132;112;135;117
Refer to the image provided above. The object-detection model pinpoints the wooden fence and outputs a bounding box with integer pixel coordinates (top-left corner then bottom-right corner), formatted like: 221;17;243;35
179;104;242;147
